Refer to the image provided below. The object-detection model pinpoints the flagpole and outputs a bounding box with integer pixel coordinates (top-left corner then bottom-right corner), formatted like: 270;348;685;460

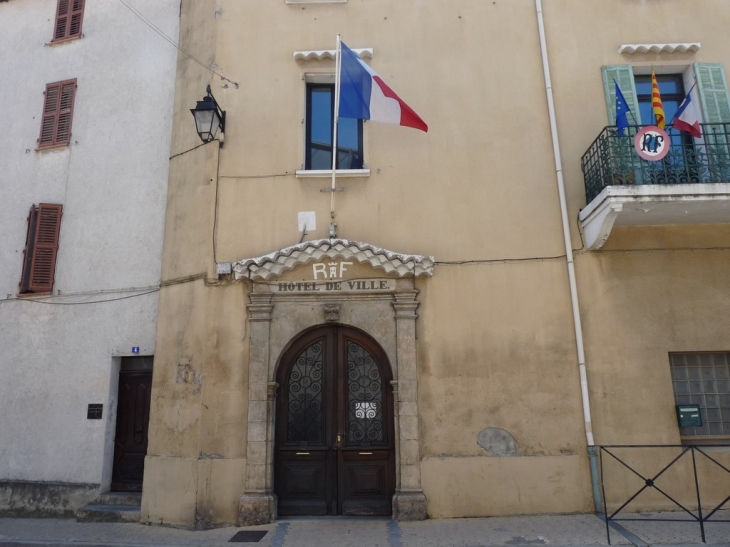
330;34;342;236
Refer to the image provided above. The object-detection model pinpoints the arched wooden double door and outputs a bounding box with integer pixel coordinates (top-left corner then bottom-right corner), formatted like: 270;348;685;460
275;325;395;516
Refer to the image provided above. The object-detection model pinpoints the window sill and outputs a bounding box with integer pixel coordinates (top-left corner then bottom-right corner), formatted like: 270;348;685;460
36;142;70;153
49;35;82;46
680;435;730;447
16;292;52;299
296;169;370;179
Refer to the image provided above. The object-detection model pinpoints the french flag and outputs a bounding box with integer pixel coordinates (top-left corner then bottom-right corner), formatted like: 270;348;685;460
338;41;428;132
673;91;701;138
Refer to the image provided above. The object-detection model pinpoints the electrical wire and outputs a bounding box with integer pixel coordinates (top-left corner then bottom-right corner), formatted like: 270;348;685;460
436;254;567;265
117;0;239;89
5;289;160;305
218;173;293;180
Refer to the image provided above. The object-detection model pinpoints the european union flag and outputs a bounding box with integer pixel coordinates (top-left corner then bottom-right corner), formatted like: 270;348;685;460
615;81;631;137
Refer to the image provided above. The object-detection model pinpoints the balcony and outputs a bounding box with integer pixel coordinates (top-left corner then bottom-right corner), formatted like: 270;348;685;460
579;124;730;249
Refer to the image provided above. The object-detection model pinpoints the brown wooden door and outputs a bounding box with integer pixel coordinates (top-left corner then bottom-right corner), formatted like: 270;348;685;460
275;326;395;516
111;364;152;492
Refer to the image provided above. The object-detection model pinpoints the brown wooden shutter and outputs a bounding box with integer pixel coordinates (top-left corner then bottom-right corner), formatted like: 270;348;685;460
27;204;63;294
69;0;85;37
39;83;60;147
53;0;84;41
54;0;70;40
56;81;76;143
19;206;39;293
38;80;76;148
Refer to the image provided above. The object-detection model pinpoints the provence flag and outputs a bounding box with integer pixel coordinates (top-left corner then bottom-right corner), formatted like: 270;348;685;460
339;41;428;132
615;82;631;137
651;71;666;129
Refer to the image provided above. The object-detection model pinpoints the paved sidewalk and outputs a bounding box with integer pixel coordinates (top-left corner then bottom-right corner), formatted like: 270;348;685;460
0;512;728;547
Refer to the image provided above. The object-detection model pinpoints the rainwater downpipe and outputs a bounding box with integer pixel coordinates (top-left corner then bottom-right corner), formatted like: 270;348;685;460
534;0;602;512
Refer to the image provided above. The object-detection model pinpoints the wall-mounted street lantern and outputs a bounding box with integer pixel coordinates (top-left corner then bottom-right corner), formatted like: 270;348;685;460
190;85;226;146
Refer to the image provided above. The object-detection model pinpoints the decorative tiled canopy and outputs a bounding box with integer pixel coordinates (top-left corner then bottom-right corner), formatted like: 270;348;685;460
231;239;435;281
618;42;700;55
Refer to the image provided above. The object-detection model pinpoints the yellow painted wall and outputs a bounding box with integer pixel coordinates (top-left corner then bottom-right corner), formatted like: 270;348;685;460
146;0;730;527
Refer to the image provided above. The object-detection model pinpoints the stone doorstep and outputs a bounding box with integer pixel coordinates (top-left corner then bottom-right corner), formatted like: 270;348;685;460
95;492;142;507
76;492;142;523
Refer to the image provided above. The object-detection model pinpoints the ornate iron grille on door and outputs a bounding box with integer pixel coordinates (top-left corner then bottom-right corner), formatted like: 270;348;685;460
286;341;324;443
347;341;383;443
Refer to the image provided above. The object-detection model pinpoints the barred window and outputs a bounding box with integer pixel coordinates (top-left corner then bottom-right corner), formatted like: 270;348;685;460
670;352;730;437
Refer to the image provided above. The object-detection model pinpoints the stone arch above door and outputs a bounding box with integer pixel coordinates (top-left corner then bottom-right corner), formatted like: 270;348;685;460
234;240;433;525
231;239;435;281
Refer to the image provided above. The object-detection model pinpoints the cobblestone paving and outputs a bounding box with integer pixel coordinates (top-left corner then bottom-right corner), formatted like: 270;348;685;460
0;513;728;547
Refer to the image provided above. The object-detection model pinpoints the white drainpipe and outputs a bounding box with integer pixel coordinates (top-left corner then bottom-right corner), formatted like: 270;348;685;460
533;0;601;511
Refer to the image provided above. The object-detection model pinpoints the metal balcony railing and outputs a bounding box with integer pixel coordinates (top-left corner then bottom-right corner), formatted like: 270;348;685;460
581;124;730;203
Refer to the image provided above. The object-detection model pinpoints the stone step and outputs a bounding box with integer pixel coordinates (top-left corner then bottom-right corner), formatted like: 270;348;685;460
76;504;140;523
95;491;142;507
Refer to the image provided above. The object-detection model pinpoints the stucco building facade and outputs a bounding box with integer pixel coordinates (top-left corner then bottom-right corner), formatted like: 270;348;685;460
0;0;178;515
145;0;730;528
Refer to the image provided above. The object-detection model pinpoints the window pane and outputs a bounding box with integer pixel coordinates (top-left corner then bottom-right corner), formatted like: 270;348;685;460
635;80;652;95
672;367;688;380
672;353;730;439
338;118;362;169
309;88;332;170
306;84;363;170
311;89;332;146
710;422;724;435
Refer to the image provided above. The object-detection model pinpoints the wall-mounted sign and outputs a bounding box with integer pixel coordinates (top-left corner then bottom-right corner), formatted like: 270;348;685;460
132;347;140;354
634;125;670;161
273;278;395;293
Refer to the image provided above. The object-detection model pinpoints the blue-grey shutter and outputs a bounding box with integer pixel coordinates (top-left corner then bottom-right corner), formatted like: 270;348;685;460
694;63;730;123
602;65;641;126
695;63;730;181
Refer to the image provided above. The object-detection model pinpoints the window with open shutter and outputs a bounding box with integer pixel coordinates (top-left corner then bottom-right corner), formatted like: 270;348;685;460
38;80;77;149
53;0;85;42
19;204;63;295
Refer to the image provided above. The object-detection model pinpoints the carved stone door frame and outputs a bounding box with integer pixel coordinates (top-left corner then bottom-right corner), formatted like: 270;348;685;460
232;240;434;525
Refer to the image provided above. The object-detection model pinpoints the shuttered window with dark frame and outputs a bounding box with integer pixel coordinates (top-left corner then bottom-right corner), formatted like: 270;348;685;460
52;0;85;42
19;204;63;295
38;80;77;149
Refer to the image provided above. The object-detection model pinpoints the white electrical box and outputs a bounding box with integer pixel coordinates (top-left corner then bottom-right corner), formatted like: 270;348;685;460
298;211;316;233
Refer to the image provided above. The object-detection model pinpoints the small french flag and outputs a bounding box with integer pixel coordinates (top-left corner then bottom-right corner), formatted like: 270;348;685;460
338;41;428;132
673;91;701;138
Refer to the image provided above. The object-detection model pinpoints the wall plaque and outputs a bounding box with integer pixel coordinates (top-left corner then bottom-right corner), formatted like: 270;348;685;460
273;278;395;294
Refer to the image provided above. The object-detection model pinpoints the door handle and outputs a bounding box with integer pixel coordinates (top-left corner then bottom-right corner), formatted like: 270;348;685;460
296;452;310;455
359;452;373;455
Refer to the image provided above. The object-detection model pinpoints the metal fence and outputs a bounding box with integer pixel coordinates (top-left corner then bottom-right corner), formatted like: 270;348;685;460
581;124;730;202
598;444;730;544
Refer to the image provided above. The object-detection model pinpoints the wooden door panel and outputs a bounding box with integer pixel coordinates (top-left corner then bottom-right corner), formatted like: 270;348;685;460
112;370;152;491
276;452;330;515
339;449;394;515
